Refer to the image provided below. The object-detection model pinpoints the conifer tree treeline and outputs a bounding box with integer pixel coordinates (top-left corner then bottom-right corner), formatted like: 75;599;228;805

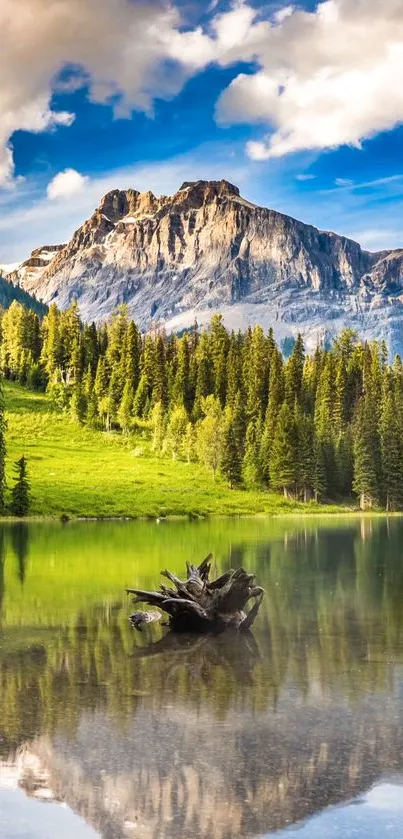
2;299;403;510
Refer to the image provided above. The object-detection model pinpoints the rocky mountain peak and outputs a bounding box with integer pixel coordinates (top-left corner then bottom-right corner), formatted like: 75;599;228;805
99;189;140;222
10;178;403;354
178;179;240;197
173;179;241;209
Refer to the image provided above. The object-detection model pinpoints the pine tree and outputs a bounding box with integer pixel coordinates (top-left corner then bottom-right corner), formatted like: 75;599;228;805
209;315;229;406
260;348;284;484
153;334;168;408
353;398;380;510
94;357;110;429
232;390;247;459
124;321;142;393
334;357;348;434
0;379;6;513
106;368;121;430
314;353;336;497
313;437;327;503
172;335;191;412
379;386;403;511
86;390;99;429
392;354;403;422
303;346;323;414
70;382;86;424
243;420;263;487
295;406;314;502
243;325;269;421
10;456;30;517
40;303;62;378
83;322;99;375
226;333;243;408
193;333;213;420
133;335;155;417
221;420;242;488
285;334;305;405
106;306;129;373
94;357;109;401
335;429;354;497
269;402;298;497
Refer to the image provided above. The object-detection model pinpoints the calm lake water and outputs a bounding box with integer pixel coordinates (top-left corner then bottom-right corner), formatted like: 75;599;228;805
1;517;403;839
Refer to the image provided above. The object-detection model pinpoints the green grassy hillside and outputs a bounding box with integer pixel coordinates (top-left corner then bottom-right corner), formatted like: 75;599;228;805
4;381;352;518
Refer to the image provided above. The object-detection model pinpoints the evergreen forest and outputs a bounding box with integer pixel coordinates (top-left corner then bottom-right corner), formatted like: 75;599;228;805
1;299;403;512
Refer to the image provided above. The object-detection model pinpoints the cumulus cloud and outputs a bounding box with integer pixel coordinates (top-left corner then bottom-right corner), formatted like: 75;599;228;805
216;0;403;158
3;0;403;187
0;0;273;188
47;169;89;200
0;0;209;186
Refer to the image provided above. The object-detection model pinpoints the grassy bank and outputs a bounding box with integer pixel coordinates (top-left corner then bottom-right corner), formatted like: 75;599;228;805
5;382;354;519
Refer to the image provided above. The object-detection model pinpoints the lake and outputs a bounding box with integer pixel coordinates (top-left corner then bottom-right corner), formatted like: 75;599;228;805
0;517;403;839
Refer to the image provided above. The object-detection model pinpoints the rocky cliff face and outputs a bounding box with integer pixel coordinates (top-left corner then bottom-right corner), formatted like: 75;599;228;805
9;179;403;351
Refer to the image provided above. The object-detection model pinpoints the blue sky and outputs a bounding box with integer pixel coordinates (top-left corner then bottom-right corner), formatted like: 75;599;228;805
2;0;403;263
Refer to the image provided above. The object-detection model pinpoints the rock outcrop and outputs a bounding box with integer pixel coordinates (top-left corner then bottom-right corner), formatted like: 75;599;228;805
9;179;403;351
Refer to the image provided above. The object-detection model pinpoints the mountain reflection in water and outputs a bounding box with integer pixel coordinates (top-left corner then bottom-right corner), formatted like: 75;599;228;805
0;517;403;839
265;782;403;839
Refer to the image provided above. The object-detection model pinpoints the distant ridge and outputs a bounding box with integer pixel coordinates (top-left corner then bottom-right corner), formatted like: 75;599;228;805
0;269;47;316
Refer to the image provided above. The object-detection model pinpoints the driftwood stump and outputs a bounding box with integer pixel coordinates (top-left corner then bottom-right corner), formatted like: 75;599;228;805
127;554;264;633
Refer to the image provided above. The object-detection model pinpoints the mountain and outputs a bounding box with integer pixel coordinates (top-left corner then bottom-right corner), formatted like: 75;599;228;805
6;245;64;289
8;179;403;351
0;267;47;317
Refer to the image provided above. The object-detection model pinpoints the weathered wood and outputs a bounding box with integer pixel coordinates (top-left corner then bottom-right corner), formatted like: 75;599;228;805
127;555;264;633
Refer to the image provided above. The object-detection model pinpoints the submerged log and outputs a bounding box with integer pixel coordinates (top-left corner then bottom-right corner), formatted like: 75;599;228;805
127;554;264;633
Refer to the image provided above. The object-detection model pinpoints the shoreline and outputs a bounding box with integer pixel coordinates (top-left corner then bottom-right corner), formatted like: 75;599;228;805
2;508;403;523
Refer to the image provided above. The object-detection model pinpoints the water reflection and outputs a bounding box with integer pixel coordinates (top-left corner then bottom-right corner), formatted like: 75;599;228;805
11;523;29;585
267;782;403;839
0;518;403;838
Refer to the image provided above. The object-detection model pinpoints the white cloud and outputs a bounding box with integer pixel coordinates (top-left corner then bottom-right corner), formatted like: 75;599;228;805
274;6;295;24
296;174;316;181
335;177;354;187
216;0;403;158
4;0;403;184
0;0;280;188
47;169;89;201
246;140;272;161
0;0;209;186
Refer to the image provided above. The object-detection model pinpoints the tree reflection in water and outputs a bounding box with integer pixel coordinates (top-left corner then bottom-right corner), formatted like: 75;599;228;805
0;518;403;838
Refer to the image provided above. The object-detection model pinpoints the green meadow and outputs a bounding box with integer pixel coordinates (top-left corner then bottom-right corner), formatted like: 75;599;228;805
4;381;353;519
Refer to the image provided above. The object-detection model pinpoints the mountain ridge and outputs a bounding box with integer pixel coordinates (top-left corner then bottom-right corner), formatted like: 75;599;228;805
0;268;47;317
7;179;403;352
